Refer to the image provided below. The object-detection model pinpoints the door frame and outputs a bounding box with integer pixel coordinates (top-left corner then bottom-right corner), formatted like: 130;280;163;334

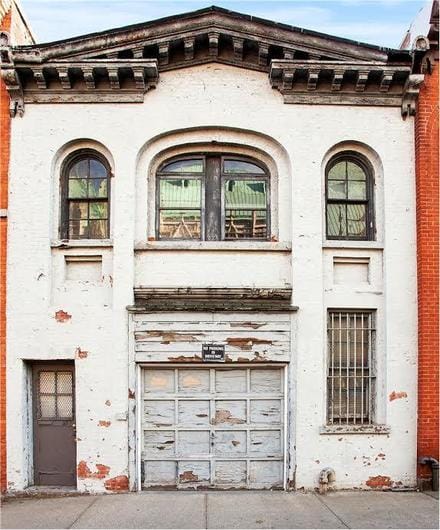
31;360;77;487
135;362;289;491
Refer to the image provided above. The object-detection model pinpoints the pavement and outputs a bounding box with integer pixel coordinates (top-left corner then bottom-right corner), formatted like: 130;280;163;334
1;490;439;529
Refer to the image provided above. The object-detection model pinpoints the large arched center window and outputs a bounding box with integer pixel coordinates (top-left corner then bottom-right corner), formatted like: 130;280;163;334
156;155;270;240
325;152;374;240
61;151;110;240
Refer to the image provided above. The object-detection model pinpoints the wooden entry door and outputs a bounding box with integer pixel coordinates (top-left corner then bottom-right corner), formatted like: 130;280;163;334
33;363;76;486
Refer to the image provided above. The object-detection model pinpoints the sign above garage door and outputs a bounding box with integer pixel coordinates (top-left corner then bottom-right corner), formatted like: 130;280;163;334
141;366;286;490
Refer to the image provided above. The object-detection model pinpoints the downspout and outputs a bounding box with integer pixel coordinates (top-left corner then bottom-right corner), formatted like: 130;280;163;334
419;457;439;491
318;467;336;494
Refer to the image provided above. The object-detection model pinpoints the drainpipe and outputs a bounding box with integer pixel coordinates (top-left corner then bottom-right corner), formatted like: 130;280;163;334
419;457;439;492
318;467;336;494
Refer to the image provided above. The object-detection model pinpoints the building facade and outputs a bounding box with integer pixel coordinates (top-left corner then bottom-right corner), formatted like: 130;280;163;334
0;6;432;493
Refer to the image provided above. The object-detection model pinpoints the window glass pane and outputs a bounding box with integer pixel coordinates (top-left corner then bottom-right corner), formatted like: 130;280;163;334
57;395;73;418
347;181;366;200
69;159;88;178
328;180;346;200
159;210;201;239
69;202;88;220
57;372;72;394
88;178;108;198
225;180;267;209
40;395;56;419
347;161;366;181
327;203;347;237
327;161;346;180
160;179;201;208
39;371;55;394
225;210;267;239
90;159;107;178
68;178;88;198
347;204;366;237
88;220;108;239
69;220;89;239
224;160;265;174
161;159;203;173
89;202;108;220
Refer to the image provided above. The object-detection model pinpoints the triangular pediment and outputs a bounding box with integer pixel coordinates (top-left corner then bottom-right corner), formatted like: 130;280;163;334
0;5;419;118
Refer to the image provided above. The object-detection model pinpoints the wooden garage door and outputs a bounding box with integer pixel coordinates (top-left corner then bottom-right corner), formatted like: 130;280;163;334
141;366;285;489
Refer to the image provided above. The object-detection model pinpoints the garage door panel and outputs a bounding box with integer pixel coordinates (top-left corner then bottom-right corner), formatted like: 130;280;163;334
178;400;210;426
215;369;247;393
144;461;176;485
144;400;174;426
144;430;175;455
250;369;283;393
249;461;283;488
213;400;246;425
144;369;175;393
178;369;210;393
178;431;210;456
215;461;247;485
178;461;210;486
250;399;282;424
215;431;247;455
250;430;282;455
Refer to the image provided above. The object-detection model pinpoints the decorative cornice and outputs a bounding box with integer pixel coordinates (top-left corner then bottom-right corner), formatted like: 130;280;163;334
270;60;413;108
131;287;296;312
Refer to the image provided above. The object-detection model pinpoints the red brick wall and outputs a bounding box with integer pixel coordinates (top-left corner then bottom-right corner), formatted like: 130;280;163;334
415;60;439;482
0;7;11;494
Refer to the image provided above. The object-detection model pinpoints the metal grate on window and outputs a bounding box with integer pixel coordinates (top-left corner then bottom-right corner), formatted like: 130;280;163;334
327;311;376;425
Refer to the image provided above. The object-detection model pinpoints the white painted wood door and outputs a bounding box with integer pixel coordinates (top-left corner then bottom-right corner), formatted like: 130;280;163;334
141;366;285;489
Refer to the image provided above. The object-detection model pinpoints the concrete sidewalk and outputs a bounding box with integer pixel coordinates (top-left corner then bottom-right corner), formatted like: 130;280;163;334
1;491;439;529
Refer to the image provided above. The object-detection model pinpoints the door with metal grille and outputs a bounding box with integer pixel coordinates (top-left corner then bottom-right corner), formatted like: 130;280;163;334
141;366;285;489
32;363;76;486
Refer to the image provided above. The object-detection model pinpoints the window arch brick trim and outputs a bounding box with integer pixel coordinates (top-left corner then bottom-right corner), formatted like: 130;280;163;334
325;150;375;241
60;149;111;240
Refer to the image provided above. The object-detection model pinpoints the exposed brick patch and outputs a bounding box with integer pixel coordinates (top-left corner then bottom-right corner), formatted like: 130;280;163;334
77;461;110;480
98;420;111;427
389;391;408;401
366;475;393;489
104;475;129;491
75;347;88;359
55;310;71;323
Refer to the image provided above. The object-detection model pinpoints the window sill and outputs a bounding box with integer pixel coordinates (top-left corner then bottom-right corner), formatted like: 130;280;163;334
323;240;384;250
320;424;390;435
51;239;113;249
134;241;292;252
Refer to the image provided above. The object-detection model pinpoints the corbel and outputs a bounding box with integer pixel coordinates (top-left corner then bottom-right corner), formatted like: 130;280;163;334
82;66;96;89
58;67;71;89
208;32;219;57
331;69;344;91
158;42;169;65
232;37;244;61
258;43;269;66
379;70;394;92
32;67;47;89
307;69;320;91
184;37;195;61
283;48;295;60
282;69;295;90
355;70;369;92
107;66;120;88
132;46;144;59
401;73;424;118
133;66;145;89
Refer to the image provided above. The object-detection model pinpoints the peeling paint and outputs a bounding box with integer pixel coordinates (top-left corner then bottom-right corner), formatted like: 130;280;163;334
366;475;393;489
179;470;198;482
389;391;408;401
128;389;135;399
75;347;88;359
105;400;111;406
212;409;245;425
229;322;265;329
77;461;110;480
167;355;202;362
226;337;273;351
54;310;71;323
98;420;111;427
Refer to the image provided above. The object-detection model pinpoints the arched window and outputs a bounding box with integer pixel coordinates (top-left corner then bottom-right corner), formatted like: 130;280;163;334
325;152;374;240
61;151;110;239
156;154;270;240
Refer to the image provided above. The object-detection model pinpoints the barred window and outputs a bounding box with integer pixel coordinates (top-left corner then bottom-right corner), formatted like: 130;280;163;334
326;152;374;240
61;151;110;240
327;311;376;425
156;155;270;241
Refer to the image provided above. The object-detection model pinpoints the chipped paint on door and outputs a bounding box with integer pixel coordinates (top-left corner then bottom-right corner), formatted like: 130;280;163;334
141;366;285;489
